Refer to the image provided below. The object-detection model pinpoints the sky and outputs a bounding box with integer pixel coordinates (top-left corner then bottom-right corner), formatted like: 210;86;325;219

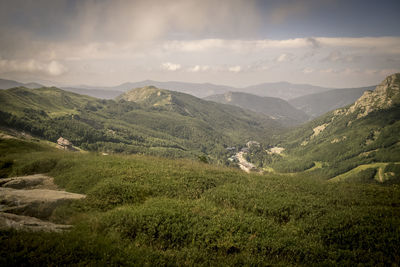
0;0;399;88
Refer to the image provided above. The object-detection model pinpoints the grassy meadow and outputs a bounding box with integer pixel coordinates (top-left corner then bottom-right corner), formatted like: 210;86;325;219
1;137;399;265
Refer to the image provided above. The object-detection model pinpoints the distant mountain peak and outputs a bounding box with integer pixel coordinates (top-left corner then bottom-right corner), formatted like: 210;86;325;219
347;73;400;118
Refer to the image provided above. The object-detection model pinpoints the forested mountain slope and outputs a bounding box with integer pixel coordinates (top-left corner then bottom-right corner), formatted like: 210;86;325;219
0;86;281;162
267;73;400;181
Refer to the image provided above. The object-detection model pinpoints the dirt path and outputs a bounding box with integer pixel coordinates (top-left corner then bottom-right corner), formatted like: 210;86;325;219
236;152;257;173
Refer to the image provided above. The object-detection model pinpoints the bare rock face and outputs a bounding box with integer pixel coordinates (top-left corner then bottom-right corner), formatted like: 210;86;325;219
0;174;58;190
0;174;85;232
0;212;72;232
0;187;85;219
347;73;400;118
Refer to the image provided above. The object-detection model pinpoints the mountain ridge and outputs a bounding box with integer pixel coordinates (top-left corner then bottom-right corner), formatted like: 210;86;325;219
204;91;309;126
289;86;376;118
0;78;44;89
1;77;377;101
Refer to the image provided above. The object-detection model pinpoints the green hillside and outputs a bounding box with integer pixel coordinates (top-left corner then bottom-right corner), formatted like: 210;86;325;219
1;136;399;266
0;86;281;163
264;73;400;181
205;91;309;126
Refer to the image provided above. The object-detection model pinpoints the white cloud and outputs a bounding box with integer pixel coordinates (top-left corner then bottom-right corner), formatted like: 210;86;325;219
276;53;295;62
163;38;314;53
0;59;67;76
317;37;400;50
1;35;399;87
47;61;68;76
302;67;314;74
228;65;242;73
161;62;181;71
322;50;359;63
320;68;338;74
324;51;342;62
187;65;210;72
159;37;400;56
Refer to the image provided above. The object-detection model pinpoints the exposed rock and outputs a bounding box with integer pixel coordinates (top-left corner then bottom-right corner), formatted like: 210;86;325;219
333;108;346;116
0;174;85;231
0;212;71;232
331;136;347;144
0;132;16;139
311;123;328;138
246;140;260;148
236;152;257;173
0;174;57;190
57;137;71;146
267;147;285;155
57;136;75;151
347;73;400;118
0;187;85;219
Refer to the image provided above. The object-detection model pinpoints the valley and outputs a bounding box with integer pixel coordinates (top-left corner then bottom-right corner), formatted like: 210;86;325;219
2;0;400;265
0;73;399;265
1;74;400;182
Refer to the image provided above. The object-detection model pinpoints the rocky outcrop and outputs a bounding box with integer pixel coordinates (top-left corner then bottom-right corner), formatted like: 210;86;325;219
0;187;85;219
0;174;58;190
347;73;400;118
57;137;75;151
0;174;85;232
0;212;72;232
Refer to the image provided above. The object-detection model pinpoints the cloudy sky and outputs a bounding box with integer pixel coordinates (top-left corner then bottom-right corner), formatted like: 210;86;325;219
0;0;399;88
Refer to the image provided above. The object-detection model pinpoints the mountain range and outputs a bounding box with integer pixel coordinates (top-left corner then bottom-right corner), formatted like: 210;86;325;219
0;85;281;162
204;91;309;126
63;80;335;99
289;86;376;118
0;78;44;90
1;77;378;123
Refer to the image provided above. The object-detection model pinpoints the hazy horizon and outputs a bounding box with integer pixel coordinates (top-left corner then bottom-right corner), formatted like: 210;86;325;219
1;0;399;88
